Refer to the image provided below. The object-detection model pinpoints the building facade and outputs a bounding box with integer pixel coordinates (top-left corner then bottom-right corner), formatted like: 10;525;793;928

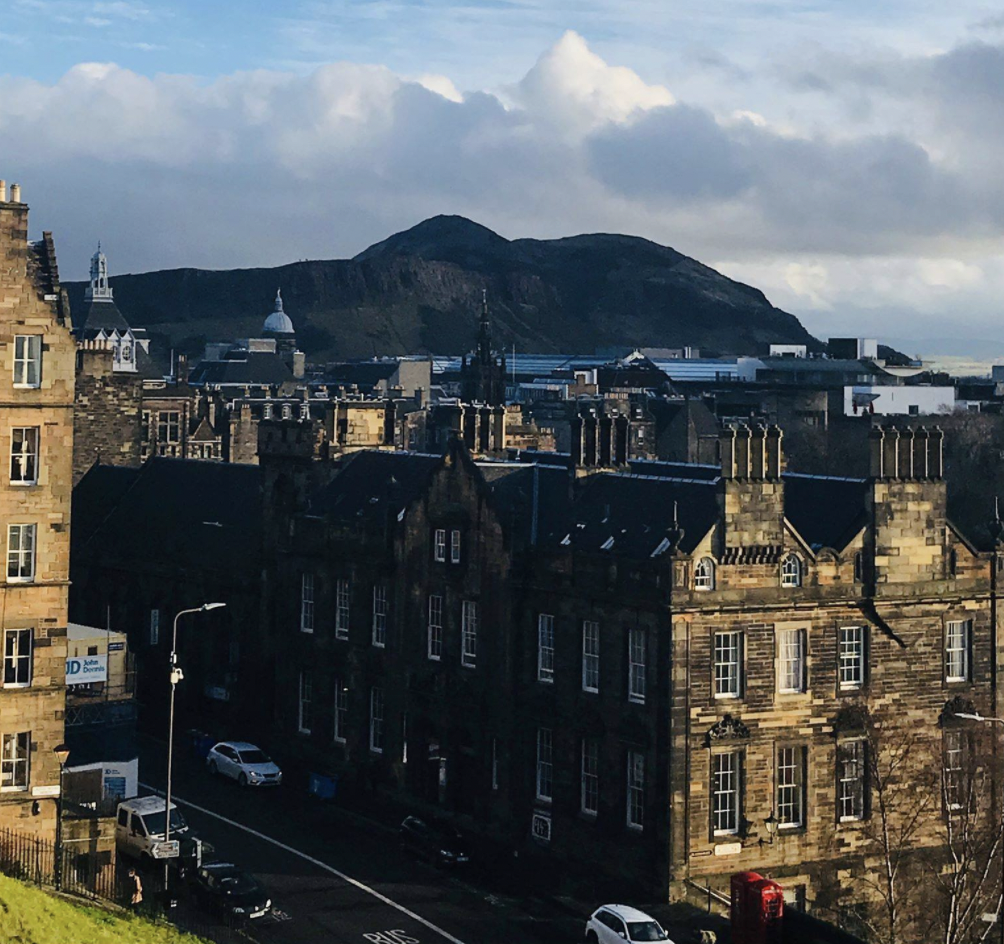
0;179;73;836
257;417;1001;935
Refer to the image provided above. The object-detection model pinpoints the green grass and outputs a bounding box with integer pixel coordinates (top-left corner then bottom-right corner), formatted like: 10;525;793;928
0;873;208;944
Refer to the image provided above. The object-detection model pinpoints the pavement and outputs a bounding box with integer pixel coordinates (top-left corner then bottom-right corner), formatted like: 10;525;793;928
136;736;725;944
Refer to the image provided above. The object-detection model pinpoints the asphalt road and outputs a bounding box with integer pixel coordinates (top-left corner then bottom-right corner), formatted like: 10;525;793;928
137;737;587;944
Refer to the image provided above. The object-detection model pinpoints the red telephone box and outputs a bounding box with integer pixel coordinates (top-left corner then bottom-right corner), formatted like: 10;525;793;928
731;871;785;944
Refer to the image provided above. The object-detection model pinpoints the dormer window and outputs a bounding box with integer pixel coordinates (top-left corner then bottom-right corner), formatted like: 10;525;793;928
781;554;802;589
694;557;715;591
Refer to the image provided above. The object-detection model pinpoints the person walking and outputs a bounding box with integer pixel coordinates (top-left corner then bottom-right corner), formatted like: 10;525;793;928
128;867;143;912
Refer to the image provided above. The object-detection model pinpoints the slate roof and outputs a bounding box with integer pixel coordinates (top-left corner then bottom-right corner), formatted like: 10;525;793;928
78;297;131;337
482;463;572;549
188;352;292;386
72;465;142;550
324;362;400;390
309;451;443;524
783;473;869;552
72;458;263;573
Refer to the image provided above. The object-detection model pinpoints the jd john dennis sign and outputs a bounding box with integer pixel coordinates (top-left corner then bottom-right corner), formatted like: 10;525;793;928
66;655;108;684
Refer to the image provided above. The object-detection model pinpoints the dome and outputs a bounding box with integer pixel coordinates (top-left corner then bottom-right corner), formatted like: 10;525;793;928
262;289;294;335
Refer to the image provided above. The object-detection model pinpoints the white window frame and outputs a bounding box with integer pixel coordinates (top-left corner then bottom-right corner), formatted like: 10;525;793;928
461;600;478;668
372;584;387;648
839;626;865;690
13;335;41;389
537;614;555;683
157;410;181;444
582;620;600;693
712;750;740;836
1;732;29;792
3;628;32;688
628;627;646;704
627;751;645;830
369;687;384;754
298;670;313;735
6;523;36;583
714;630;742;699
581;738;599;816
778;628;806;694
300;573;315;633
944;729;966;812
781;555;802;588
695;557;715;591
427;594;443;661
333;678;348;744
10;427;39;486
536;727;553;802
451;529;461;564
149;608;160;646
335;579;350;640
776;745;804;829
434;529;447;562
945;620;970;683
838;739;866;823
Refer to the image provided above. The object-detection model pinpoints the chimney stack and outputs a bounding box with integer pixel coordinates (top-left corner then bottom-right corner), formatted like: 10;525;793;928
10;184;21;203
0;181;6;202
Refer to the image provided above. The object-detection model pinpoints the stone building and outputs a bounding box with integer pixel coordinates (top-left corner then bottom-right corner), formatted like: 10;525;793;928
255;415;1000;934
0;179;73;836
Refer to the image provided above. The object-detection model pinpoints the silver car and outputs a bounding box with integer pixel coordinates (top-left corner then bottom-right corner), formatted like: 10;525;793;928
206;741;282;787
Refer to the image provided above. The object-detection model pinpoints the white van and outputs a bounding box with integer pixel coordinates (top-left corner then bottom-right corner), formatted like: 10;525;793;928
115;796;199;866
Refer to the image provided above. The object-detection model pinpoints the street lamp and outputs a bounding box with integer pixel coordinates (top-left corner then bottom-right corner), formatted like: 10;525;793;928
759;812;779;847
164;603;226;898
53;744;69;893
953;711;1004;944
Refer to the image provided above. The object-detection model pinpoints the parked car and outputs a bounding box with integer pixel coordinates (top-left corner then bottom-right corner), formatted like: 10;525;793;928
399;815;469;866
191;862;272;923
206;741;282;787
585;905;673;943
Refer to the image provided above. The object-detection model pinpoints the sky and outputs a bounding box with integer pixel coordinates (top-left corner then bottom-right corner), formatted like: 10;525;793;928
1;0;1003;350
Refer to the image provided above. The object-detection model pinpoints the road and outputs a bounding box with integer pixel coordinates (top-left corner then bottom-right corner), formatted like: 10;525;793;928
137;737;585;944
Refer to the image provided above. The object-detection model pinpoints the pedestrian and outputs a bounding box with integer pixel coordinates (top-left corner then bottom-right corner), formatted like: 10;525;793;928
128;867;143;912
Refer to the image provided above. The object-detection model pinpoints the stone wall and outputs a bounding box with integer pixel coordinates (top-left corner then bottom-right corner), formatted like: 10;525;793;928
73;344;142;483
0;188;73;837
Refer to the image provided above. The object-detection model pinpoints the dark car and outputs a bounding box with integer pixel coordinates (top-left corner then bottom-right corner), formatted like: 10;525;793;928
190;862;272;923
399;815;469;866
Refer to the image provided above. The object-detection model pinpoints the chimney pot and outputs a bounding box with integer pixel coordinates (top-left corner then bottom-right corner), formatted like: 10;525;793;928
0;180;6;202
10;184;21;203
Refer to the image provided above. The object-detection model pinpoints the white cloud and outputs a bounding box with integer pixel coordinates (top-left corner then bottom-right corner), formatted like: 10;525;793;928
1;29;1003;346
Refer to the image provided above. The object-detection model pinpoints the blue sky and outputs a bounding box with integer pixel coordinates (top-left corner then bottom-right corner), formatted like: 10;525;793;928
2;0;1004;347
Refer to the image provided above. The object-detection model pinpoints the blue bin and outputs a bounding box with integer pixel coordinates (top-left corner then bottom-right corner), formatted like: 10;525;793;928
193;735;215;760
308;772;337;800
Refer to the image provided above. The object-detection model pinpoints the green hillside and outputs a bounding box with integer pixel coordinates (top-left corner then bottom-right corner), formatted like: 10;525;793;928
0;873;207;944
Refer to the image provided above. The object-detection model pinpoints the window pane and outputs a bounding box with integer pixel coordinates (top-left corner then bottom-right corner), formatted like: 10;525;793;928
839;627;864;688
10;428;39;484
946;621;969;681
714;631;741;698
838;740;865;821
462;600;478;667
627;751;645;829
428;594;443;660
536;728;552;801
370;687;384;753
628;628;646;703
335;579;350;639
581;739;599;814
3;629;31;687
582;621;600;692
779;629;805;693
372;585;387;647
713;752;739;835
300;573;314;632
538;614;554;682
334;679;348;743
776;746;803;827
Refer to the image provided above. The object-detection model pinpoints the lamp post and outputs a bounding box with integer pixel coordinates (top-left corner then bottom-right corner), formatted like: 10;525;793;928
954;711;1004;944
163;603;225;897
53;743;69;892
759;812;779;847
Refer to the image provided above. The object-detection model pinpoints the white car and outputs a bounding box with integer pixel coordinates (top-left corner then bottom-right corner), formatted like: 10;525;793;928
206;741;282;787
585;904;673;943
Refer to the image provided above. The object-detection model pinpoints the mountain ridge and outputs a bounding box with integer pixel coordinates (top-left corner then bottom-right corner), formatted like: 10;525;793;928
65;215;820;360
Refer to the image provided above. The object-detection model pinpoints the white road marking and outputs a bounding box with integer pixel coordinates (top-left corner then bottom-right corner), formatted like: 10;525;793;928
138;782;468;944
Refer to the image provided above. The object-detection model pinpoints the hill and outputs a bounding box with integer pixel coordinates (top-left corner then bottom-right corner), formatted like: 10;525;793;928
65;215;819;360
0;873;207;944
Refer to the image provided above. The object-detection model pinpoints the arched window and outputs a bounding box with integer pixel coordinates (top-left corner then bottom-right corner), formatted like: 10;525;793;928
781;554;802;589
694;557;715;591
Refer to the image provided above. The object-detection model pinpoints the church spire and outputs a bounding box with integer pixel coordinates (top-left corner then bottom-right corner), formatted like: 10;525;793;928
477;288;492;364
